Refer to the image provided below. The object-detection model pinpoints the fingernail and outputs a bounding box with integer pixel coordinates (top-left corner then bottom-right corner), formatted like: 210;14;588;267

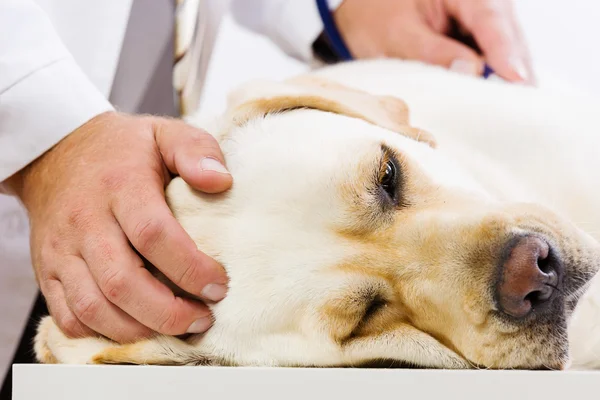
449;59;480;76
199;157;229;174
187;317;213;334
509;57;529;83
201;283;228;302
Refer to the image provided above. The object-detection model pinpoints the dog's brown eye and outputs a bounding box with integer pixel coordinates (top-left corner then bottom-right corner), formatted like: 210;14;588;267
380;160;397;198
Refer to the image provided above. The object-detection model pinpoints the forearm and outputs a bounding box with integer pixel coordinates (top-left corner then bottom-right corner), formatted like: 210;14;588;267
0;0;113;192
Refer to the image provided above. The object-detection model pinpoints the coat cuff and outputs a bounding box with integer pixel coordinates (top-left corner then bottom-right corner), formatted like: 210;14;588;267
232;0;344;62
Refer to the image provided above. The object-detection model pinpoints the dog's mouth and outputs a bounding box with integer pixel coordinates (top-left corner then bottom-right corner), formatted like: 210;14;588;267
356;359;425;369
491;258;598;369
440;231;600;370
564;269;598;313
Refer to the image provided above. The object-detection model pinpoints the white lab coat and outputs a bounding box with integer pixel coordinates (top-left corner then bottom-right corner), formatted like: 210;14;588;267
0;0;342;381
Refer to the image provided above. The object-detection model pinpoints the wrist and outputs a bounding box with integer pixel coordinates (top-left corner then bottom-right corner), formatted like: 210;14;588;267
6;111;116;205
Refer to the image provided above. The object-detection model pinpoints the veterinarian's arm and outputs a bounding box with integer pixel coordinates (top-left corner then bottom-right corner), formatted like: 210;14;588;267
1;1;231;342
0;0;113;185
331;0;533;83
231;0;533;84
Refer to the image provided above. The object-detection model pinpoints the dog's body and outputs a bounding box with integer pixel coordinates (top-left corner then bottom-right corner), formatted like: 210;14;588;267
35;60;600;370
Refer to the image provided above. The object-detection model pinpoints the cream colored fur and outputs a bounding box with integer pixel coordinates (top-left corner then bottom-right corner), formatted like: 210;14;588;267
35;60;600;370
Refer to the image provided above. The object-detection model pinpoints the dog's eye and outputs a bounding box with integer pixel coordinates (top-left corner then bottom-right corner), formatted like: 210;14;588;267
380;160;397;198
376;147;403;207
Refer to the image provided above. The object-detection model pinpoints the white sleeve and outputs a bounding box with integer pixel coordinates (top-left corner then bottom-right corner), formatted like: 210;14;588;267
230;0;344;62
0;0;114;185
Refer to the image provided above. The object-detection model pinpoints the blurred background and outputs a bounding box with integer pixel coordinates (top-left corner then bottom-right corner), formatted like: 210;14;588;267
198;0;600;116
1;0;599;380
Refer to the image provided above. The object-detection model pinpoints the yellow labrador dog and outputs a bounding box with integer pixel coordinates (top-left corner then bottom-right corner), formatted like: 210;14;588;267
34;60;600;370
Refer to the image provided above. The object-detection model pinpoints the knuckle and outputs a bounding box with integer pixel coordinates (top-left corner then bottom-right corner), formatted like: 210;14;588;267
88;237;116;264
184;125;210;140
66;205;93;231
189;132;220;151
195;131;217;145
35;251;65;285
72;295;102;323
155;299;185;335
100;171;129;192
100;269;129;303
49;238;62;254
58;313;83;338
132;218;165;253
36;246;55;277
37;267;55;287
173;262;201;288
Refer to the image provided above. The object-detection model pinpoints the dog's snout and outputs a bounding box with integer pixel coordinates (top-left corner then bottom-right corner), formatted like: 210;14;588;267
496;236;561;319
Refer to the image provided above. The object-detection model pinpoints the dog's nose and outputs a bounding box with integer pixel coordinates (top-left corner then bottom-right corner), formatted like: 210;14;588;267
496;236;561;319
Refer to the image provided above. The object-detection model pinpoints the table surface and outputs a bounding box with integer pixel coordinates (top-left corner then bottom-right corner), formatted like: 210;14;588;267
12;364;600;400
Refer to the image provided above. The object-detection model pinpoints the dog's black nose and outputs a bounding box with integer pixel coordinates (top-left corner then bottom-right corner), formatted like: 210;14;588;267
496;236;561;319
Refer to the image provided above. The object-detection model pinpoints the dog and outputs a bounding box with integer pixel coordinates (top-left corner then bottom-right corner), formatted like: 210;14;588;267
34;60;600;370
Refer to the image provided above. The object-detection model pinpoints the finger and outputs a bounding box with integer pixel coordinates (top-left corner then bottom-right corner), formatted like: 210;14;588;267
153;118;232;194
111;181;229;301
82;217;215;336
509;18;535;85
448;1;534;84
42;276;95;339
396;24;484;76
58;254;153;343
110;173;228;298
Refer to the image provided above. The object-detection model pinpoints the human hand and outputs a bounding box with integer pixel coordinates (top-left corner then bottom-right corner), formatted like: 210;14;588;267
334;0;534;84
8;112;232;343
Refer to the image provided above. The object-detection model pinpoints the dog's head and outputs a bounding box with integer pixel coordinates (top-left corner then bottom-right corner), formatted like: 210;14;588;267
167;76;600;369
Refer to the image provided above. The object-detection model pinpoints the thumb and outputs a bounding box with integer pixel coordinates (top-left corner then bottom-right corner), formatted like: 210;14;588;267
153;117;233;193
405;27;484;76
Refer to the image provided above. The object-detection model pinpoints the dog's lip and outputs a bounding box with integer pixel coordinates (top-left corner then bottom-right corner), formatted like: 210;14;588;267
563;261;600;302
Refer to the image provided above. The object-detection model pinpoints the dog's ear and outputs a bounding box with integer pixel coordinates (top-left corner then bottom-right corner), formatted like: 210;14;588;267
225;75;436;148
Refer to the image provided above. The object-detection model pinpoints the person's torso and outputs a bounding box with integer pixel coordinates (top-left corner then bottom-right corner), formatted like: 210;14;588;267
31;0;226;113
